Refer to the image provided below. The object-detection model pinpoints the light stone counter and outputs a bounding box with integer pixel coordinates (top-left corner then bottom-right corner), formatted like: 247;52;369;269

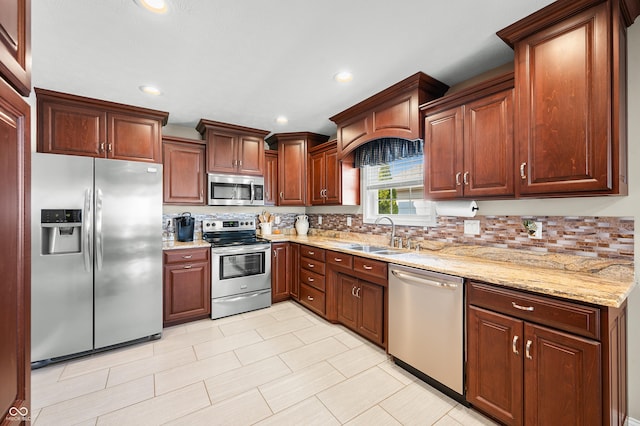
262;234;635;308
162;240;211;250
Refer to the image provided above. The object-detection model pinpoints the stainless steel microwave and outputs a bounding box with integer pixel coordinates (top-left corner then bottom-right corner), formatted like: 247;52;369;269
207;174;265;206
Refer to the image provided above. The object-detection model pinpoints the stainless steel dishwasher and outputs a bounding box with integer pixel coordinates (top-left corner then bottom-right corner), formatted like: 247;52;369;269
388;264;465;401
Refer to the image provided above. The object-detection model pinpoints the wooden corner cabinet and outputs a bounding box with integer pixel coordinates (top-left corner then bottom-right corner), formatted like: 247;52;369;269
196;119;269;176
163;248;211;327
422;73;515;200
0;0;30;96
467;281;627;426
162;136;206;205
329;72;448;159
264;150;278;206
309;140;360;206
35;88;169;163
497;0;639;197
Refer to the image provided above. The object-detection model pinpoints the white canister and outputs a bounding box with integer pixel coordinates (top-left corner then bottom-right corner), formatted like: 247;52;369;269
295;215;309;235
260;222;272;235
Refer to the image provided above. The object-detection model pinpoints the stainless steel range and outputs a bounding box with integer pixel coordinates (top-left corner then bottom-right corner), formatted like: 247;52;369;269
202;218;272;319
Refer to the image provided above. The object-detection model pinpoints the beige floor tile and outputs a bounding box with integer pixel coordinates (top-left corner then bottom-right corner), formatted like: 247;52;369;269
34;375;154;426
183;318;220;333
259;361;346;413
204;356;291;404
344;405;402;426
106;346;196;387
167;388;272;426
333;330;367;349
292;322;344;344
433;415;464;426
161;323;188;338
279;337;349;371
96;382;210;425
269;304;308;321
255;315;316;340
152;325;223;355
254;396;340;426
317;367;404;423
193;329;263;360
327;342;387;377
379;381;457;425
218;312;279;336
377;359;418;385
234;333;304;365
447;404;499;425
59;343;154;380
154;350;241;395
31;364;65;387
32;368;108;411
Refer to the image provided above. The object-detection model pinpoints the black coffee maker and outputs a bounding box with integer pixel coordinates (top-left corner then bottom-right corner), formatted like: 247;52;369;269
175;212;195;242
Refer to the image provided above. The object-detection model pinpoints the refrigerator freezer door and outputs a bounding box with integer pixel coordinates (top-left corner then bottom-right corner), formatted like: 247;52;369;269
31;153;94;362
93;158;163;348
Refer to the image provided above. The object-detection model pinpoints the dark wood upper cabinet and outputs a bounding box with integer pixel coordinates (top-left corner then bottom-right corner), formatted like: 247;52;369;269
497;0;639;197
0;0;30;96
0;77;30;425
329;72;448;159
422;74;515;200
264;150;278;206
309;140;360;206
196;119;269;176
35;88;169;163
162;136;206;205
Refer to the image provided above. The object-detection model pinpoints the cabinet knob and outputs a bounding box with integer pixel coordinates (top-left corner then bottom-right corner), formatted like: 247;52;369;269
307;295;314;301
455;172;462;186
307;263;314;268
308;277;314;282
520;162;527;180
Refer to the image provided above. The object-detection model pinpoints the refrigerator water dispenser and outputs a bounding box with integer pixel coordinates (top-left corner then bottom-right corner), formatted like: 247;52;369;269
41;209;82;255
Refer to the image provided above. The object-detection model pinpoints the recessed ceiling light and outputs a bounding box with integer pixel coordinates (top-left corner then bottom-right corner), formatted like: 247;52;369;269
334;71;353;83
134;0;168;14
139;85;162;95
275;116;288;125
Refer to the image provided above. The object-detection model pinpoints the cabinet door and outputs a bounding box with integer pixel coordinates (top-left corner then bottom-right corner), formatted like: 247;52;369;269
464;89;514;197
0;0;30;96
207;131;237;174
163;261;211;326
38;100;107;157
108;113;161;163
0;77;30;424
467;306;523;426
163;141;205;205
424;106;464;199
336;274;358;330
278;139;307;205
289;243;299;300
264;151;278;206
357;281;383;345
524;323;602;426
324;147;341;204
515;3;611;195
309;151;325;205
271;243;290;303
237;136;264;176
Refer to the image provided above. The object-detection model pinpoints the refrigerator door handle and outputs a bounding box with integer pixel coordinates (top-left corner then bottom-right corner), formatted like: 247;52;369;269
83;188;93;272
96;188;104;271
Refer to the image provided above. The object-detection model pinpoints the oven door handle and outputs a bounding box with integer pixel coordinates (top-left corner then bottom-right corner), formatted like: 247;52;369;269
211;245;270;255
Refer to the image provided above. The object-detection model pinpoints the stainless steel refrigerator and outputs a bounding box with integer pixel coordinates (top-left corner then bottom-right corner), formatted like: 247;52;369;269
31;153;163;364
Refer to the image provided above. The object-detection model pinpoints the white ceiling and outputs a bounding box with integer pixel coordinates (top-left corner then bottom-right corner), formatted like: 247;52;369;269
31;0;555;137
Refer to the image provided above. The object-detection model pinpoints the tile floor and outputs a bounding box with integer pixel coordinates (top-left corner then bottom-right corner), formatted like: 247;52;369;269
31;301;498;425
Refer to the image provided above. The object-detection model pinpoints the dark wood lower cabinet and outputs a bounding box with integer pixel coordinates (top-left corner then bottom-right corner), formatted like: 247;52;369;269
163;248;211;326
335;272;384;346
271;242;291;303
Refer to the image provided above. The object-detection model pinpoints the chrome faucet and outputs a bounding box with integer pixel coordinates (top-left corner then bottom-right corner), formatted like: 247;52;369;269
375;216;395;246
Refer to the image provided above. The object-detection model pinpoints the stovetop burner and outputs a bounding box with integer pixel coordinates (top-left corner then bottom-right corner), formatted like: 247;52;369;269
202;218;269;247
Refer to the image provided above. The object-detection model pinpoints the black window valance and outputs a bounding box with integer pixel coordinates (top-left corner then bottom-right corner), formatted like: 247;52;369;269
353;138;424;168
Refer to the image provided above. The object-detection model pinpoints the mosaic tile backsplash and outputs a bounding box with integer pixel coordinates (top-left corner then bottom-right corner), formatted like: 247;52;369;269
163;212;634;260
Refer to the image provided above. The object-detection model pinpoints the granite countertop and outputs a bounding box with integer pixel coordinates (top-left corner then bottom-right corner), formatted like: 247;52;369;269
162;240;211;250
264;234;635;308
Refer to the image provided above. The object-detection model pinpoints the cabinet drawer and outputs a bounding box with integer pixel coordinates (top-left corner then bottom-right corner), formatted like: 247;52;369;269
328;251;353;268
300;245;325;262
164;248;210;264
300;268;325;292
300;283;325;316
468;281;601;340
300;256;326;275
353;257;387;284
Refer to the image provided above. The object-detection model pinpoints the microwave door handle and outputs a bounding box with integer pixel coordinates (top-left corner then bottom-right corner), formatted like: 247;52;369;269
250;182;255;204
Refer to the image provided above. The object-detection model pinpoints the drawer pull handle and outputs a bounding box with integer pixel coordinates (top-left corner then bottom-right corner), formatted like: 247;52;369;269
362;265;373;270
183;255;192;259
307;295;314;301
308;277;314;282
334;258;343;262
308;263;315;268
512;302;534;312
526;340;533;359
512;335;519;355
183;265;192;269
308;251;315;255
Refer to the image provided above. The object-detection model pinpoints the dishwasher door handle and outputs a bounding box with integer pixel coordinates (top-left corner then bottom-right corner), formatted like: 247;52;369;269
391;270;459;289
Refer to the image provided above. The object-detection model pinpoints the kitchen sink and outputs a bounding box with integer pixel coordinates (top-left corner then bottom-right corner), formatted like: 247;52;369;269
335;243;403;255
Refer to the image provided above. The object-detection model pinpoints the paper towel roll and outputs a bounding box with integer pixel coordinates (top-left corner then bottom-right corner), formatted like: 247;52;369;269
435;200;479;217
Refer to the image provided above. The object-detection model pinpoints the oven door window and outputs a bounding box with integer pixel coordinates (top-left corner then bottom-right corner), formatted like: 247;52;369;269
211;183;252;201
219;251;265;279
